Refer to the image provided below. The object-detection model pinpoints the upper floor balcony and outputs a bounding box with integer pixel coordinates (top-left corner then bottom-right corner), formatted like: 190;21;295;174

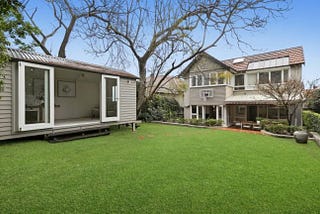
189;66;299;92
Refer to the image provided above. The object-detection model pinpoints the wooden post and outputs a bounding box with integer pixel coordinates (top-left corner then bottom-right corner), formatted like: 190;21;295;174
132;123;136;132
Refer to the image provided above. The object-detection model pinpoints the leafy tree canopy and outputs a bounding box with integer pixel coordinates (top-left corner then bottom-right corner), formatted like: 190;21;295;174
0;0;38;67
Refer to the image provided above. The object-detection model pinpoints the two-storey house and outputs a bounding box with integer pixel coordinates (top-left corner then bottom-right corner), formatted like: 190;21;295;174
180;46;305;126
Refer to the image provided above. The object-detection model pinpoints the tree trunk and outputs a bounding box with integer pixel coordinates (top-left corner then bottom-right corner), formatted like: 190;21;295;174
286;108;291;126
58;16;76;58
137;61;147;115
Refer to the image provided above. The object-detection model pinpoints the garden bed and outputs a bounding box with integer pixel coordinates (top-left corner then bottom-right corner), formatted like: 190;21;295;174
152;121;220;129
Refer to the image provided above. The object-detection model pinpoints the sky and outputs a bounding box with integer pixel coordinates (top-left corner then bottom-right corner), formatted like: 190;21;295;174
26;0;320;82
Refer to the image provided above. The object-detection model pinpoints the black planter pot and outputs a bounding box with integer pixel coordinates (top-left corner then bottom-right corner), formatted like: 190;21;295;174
293;131;308;144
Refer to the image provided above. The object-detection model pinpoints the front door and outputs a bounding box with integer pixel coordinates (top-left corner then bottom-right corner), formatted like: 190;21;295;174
18;62;54;131
101;75;120;122
247;105;257;121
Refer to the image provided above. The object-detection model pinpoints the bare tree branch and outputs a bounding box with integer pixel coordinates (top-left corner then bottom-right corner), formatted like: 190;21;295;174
258;79;316;125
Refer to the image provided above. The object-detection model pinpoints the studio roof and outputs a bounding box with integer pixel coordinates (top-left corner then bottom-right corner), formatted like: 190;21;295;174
7;48;139;79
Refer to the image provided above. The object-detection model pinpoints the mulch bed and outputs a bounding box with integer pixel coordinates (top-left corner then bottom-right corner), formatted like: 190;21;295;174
219;127;263;135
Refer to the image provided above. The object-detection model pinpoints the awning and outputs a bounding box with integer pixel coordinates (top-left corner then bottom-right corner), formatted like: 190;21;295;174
224;94;277;105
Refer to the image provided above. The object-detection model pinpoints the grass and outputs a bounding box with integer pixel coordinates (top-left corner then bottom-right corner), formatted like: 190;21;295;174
0;123;320;213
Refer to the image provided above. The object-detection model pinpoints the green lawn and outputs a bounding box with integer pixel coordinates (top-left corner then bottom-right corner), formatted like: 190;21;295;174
1;123;320;213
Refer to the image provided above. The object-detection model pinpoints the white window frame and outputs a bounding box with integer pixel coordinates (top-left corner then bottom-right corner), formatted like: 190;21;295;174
200;89;214;98
101;75;120;122
190;105;198;119
18;61;54;131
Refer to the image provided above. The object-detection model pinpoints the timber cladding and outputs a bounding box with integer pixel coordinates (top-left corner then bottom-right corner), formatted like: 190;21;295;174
0;62;13;138
189;86;226;106
119;78;136;122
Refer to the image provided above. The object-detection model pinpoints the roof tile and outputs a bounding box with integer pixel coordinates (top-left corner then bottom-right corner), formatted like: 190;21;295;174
222;46;304;72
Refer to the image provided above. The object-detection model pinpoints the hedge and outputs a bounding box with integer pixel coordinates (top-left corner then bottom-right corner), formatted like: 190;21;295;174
302;110;320;134
264;124;303;135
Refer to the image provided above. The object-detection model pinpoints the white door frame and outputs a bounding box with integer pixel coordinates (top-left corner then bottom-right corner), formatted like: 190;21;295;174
18;61;54;131
101;75;120;122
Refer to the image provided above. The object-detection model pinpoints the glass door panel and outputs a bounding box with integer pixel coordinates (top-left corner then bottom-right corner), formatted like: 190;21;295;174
18;62;54;131
101;75;119;122
25;66;49;124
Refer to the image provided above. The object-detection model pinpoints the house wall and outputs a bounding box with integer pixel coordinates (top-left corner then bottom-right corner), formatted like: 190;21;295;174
189;86;226;105
119;78;136;122
290;64;302;80
0;62;13;139
189;56;226;74
184;107;190;119
54;68;100;120
225;86;233;98
183;56;230;119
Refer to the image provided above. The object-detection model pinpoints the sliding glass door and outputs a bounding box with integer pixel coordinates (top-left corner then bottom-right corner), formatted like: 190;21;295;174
18;62;54;131
101;75;120;122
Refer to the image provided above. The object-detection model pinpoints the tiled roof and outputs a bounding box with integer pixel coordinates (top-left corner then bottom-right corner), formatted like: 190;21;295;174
7;48;139;79
179;52;235;77
222;46;304;72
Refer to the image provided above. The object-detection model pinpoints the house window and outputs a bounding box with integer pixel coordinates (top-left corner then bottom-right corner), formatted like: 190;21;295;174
200;89;213;98
271;70;281;83
218;72;224;84
268;107;278;119
235;74;244;90
225;72;231;85
197;75;203;86
192;105;197;113
203;73;210;85
279;107;287;119
247;73;257;85
210;72;217;85
198;106;203;119
191;105;197;118
218;106;222;119
259;72;269;84
237;106;246;115
258;105;267;118
283;69;289;82
191;76;196;86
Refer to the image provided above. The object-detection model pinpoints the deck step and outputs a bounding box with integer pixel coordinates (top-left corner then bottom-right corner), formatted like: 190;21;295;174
46;128;110;143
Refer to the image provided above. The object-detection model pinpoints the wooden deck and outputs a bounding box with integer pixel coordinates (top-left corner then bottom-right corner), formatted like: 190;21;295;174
0;118;141;141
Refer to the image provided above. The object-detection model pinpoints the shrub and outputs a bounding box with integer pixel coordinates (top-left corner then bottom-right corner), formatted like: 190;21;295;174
205;119;217;126
265;124;288;135
184;119;191;124
288;125;304;134
190;118;203;125
216;119;223;126
138;95;183;122
302;110;320;134
264;124;304;135
260;118;288;129
174;118;183;123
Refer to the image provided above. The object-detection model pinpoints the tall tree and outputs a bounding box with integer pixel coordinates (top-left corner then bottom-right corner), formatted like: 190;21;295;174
24;0;97;58
0;0;38;91
81;0;290;113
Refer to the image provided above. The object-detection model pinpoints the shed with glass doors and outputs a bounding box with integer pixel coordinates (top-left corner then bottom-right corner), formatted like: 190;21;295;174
0;49;139;141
